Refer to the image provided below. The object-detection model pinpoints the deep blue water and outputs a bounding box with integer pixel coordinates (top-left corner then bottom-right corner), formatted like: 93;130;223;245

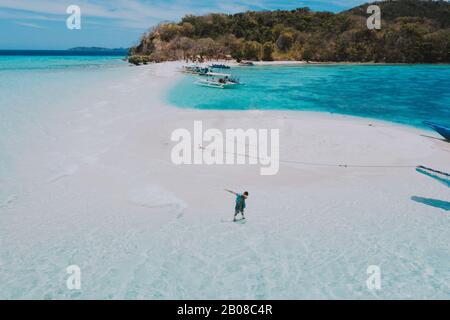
0;50;127;56
167;64;450;128
0;54;125;71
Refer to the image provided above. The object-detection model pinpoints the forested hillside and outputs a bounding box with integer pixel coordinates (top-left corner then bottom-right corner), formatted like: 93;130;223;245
130;0;450;63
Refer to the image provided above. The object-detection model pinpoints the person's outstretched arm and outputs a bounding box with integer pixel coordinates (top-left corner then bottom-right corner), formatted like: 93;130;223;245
224;189;237;195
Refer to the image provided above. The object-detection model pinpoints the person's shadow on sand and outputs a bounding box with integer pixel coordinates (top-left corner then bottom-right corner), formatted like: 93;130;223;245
412;168;450;211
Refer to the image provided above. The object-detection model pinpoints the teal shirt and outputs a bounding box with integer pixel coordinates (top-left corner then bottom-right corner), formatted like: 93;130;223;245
235;194;246;210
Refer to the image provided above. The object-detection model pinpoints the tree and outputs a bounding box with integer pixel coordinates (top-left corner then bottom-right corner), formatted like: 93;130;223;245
243;41;262;60
262;42;274;61
180;22;195;37
302;45;313;62
218;34;242;57
276;30;295;52
195;38;219;59
158;23;182;42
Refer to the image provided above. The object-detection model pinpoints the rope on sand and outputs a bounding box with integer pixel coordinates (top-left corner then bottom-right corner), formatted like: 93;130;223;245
275;159;417;169
199;145;419;169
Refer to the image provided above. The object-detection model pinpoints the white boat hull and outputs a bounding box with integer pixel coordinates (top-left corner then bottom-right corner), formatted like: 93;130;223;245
194;80;239;89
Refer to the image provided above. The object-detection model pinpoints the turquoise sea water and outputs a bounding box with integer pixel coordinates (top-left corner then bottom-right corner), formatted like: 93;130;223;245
167;64;450;128
0;54;124;71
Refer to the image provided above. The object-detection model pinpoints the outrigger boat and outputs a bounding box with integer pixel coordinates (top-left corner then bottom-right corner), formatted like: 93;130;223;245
239;61;254;66
423;121;450;141
180;64;211;76
194;72;240;89
210;64;231;69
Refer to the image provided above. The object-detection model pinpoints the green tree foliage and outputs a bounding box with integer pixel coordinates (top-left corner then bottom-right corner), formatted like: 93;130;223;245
276;30;295;52
130;0;450;63
243;41;262;60
262;42;275;61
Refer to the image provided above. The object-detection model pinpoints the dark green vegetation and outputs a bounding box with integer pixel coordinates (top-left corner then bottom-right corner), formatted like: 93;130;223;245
128;55;152;65
129;0;450;63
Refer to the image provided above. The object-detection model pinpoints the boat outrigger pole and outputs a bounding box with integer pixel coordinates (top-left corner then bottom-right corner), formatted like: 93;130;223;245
423;121;450;141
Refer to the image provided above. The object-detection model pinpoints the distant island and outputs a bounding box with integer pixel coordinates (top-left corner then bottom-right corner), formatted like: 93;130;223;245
68;47;128;53
129;0;450;64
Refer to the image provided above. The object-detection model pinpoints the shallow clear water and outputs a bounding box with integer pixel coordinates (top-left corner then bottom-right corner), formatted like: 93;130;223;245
0;55;127;131
167;64;450;128
0;55;129;204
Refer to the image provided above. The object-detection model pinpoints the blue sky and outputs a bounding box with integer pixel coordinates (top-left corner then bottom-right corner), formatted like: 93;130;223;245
0;0;369;49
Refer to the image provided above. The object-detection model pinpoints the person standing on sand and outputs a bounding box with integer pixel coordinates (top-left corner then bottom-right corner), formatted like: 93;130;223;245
225;189;249;221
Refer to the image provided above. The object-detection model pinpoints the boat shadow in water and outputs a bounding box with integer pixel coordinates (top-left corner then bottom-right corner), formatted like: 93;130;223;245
416;168;450;188
412;168;450;211
411;196;450;211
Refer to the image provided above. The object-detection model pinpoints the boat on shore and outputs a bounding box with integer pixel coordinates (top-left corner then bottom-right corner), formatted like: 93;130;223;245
180;64;211;76
194;72;240;89
239;61;254;66
210;64;231;69
423;121;450;141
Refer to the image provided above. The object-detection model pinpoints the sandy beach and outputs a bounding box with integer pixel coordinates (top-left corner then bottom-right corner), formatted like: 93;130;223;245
1;61;449;299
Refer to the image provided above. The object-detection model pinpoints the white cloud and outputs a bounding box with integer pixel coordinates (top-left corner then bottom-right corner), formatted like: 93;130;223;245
14;21;46;29
0;0;375;31
0;0;195;22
